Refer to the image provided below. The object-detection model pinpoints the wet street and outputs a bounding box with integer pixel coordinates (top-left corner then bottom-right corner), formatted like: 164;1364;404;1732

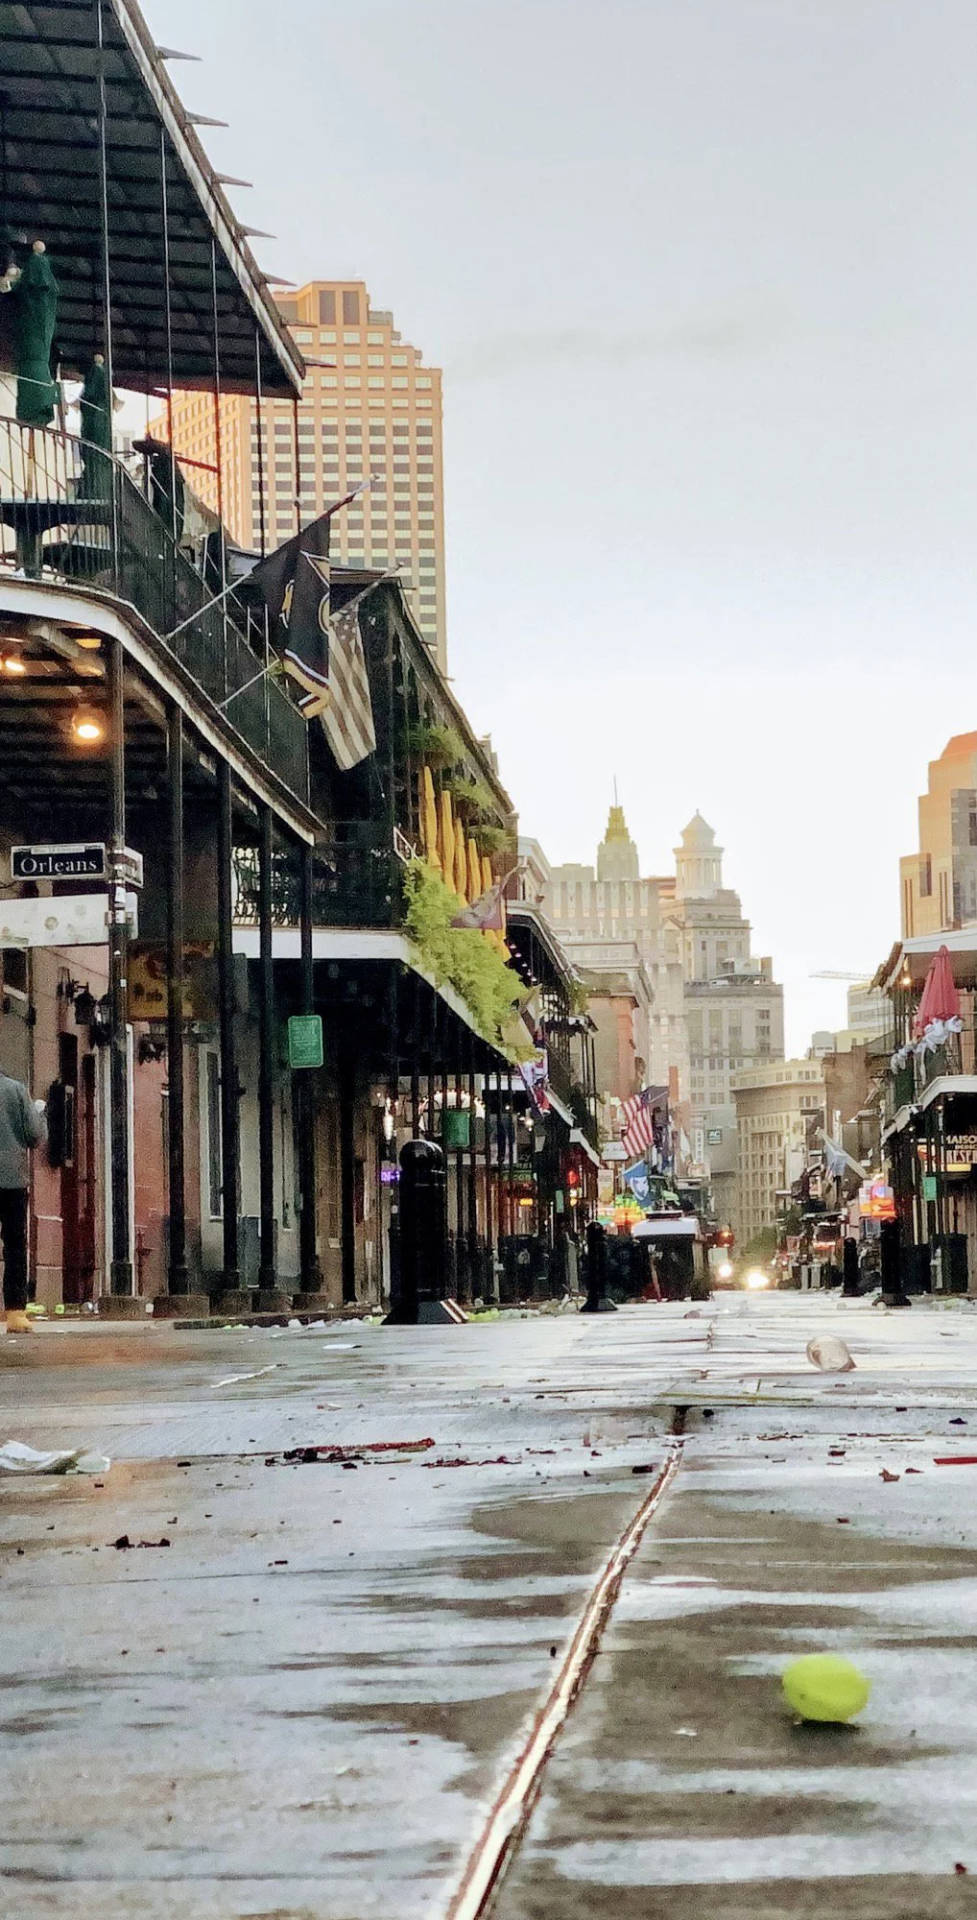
3;1294;977;1918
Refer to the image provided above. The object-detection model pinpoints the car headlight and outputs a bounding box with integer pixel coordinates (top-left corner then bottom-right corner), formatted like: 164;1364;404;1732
745;1269;769;1290
717;1261;734;1280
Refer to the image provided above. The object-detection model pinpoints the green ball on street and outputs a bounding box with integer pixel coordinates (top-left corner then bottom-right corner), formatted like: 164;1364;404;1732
782;1654;870;1723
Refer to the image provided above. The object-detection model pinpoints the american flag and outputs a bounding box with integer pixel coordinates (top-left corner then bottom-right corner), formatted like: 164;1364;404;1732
320;602;376;771
621;1086;661;1159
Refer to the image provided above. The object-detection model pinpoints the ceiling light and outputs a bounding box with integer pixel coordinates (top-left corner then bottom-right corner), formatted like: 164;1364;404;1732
70;705;104;744
0;651;27;675
73;633;102;651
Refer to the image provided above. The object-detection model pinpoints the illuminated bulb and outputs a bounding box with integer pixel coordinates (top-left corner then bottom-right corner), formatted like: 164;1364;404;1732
70;705;104;744
0;651;27;675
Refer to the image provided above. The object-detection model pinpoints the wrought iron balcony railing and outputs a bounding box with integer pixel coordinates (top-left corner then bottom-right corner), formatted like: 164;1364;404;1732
0;419;308;805
233;825;403;930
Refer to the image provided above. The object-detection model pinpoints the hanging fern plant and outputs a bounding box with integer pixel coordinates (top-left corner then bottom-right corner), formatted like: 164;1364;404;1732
473;821;516;856
405;720;465;770
402;859;528;1057
444;771;499;822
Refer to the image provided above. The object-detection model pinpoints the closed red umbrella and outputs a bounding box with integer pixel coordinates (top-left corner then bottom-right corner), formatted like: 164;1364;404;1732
912;945;960;1039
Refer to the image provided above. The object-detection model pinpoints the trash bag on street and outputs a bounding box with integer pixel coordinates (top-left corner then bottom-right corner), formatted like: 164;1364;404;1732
806;1335;855;1373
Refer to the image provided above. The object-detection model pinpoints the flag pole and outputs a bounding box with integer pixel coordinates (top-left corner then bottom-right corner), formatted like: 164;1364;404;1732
164;480;378;642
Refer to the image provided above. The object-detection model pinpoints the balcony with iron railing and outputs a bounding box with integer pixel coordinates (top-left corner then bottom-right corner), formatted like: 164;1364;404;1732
0;420;309;805
233;825;403;930
882;990;977;1125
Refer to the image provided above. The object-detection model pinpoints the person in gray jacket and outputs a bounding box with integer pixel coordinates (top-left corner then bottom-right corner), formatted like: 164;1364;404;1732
0;1068;46;1333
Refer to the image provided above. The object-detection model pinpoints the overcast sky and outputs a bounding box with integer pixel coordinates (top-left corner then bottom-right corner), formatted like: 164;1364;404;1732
148;0;977;1052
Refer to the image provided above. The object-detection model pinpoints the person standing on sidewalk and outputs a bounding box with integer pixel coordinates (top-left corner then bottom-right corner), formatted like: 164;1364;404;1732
0;1066;46;1333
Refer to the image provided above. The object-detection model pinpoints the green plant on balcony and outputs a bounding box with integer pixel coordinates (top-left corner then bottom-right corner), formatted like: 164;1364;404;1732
443;771;498;823
472;820;516;856
567;978;590;1017
403;859;528;1057
405;720;465;770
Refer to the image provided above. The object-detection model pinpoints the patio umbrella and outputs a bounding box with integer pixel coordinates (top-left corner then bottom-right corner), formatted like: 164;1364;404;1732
79;356;113;499
438;790;455;890
912;944;960;1039
467;836;482;904
420;767;440;871
453;823;468;901
13;244;59;429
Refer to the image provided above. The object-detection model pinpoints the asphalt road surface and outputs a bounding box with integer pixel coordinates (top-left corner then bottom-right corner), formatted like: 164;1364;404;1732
3;1292;977;1919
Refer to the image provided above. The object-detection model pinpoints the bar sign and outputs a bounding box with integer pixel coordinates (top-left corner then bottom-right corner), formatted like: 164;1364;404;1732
288;1013;323;1070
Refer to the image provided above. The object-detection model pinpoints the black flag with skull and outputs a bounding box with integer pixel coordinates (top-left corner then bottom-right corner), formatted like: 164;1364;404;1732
249;511;332;718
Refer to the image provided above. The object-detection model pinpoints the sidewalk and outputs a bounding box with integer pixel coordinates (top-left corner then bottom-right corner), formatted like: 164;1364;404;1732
496;1401;977;1918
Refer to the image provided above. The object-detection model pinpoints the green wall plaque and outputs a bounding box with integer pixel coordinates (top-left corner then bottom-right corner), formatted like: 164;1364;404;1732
288;1013;323;1070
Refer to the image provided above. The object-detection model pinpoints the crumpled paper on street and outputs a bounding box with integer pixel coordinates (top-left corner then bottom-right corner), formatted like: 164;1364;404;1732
0;1440;110;1475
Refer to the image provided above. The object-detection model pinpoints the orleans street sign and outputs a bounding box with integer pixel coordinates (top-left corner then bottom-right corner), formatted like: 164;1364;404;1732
10;842;144;887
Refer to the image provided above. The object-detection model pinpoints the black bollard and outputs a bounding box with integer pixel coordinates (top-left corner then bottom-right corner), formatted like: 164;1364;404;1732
880;1217;911;1308
842;1237;859;1297
581;1220;616;1313
385;1138;452;1324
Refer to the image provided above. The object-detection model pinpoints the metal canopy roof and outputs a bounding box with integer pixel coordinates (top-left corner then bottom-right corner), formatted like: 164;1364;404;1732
0;0;303;395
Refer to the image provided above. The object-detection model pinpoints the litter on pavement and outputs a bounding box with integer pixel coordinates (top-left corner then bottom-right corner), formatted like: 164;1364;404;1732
211;1364;279;1388
0;1440;110;1475
806;1335;856;1372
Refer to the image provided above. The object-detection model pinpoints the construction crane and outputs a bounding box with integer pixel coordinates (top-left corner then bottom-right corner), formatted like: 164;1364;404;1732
810;970;875;982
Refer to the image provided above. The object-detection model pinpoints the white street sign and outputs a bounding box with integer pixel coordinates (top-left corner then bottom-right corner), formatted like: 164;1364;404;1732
0;892;138;948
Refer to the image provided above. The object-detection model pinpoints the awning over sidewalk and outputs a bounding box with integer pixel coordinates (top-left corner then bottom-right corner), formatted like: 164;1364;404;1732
233;925;513;1061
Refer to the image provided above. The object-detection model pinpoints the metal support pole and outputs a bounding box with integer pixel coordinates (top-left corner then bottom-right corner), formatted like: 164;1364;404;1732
107;636;131;1293
209;237;228;695
338;1036;357;1305
297;839;320;1290
410;973;421;1136
165;704;188;1292
254;326;267;558
216;762;240;1289
257;804;276;1289
506;1065;516;1281
292;393;302;536
426;991;437;1146
93;0;119;575
467;1027;478;1294
440;1034;450;1291
482;1058;496;1302
159;128;178;546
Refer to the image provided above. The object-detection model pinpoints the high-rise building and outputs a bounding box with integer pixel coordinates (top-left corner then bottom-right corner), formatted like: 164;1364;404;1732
899;733;977;938
154;279;447;667
542;805;689;1097
662;813;784;1120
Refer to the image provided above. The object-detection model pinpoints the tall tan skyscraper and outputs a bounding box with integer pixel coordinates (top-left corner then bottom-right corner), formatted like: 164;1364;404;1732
155;279;447;666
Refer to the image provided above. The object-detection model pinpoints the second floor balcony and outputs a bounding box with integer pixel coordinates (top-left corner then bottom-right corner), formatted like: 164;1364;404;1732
233;824;403;931
0;421;309;806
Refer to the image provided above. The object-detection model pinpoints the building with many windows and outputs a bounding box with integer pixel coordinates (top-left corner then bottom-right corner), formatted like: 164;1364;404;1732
732;1060;826;1246
899;733;977;939
153;280;447;667
543;805;689;1098
660;815;784;1201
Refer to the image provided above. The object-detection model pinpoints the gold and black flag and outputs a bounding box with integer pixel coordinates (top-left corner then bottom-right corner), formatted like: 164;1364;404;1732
250;511;333;718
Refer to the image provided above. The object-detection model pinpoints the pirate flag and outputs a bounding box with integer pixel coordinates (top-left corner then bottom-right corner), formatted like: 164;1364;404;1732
249;511;332;718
